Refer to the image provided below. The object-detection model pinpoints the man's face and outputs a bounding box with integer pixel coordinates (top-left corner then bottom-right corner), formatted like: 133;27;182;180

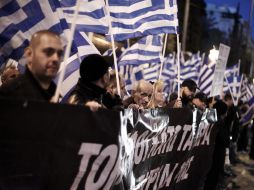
26;34;63;81
133;82;153;108
107;77;126;97
182;86;195;100
192;98;206;110
225;99;234;107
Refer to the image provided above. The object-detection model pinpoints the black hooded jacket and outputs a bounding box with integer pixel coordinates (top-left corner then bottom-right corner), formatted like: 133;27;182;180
67;78;123;110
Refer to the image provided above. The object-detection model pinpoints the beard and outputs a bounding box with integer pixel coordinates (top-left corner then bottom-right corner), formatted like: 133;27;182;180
181;91;193;106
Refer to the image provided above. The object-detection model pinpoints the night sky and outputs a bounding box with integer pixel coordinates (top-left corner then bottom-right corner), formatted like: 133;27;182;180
205;0;254;38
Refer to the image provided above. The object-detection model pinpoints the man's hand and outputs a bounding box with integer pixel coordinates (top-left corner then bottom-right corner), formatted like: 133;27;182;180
85;101;102;112
173;98;182;108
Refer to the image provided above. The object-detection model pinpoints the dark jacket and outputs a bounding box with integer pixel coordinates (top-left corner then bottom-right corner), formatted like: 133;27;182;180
67;78;123;110
166;92;193;109
0;68;56;101
225;105;239;142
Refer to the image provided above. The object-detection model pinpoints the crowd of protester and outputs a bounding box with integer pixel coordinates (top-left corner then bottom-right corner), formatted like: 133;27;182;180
0;30;254;190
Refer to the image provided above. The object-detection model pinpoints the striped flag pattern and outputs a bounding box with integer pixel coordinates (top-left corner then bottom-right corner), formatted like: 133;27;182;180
118;35;163;66
60;0;108;34
0;0;69;66
240;97;254;126
108;0;178;41
0;0;100;100
198;62;216;96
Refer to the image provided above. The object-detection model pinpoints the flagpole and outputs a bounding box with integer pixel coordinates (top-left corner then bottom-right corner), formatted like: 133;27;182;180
52;0;81;103
201;52;205;65
237;59;241;76
236;74;243;105
158;33;168;81
176;34;181;98
225;76;237;106
105;0;121;97
182;0;190;52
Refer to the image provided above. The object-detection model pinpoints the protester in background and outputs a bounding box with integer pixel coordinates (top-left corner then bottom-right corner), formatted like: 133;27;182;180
249;119;254;160
147;80;167;108
238;102;249;152
0;30;63;101
1;65;20;85
192;92;207;111
207;97;216;109
223;93;240;165
127;80;153;110
67;54;122;111
204;100;228;190
167;79;198;108
107;70;126;100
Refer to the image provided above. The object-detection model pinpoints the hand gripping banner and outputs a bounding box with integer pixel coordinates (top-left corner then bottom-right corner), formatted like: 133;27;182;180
0;99;217;190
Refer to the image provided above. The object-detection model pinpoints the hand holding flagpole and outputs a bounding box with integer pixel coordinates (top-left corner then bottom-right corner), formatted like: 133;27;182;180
105;0;121;98
176;34;181;98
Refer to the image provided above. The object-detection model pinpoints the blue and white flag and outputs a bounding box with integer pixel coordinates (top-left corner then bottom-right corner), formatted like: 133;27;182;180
142;63;160;82
58;31;100;100
198;61;216;96
240;97;254;126
108;0;178;41
225;74;242;105
241;75;254;102
160;54;176;93
118;34;163;66
0;0;70;66
180;53;202;84
0;0;100;100
225;62;240;77
60;0;108;34
119;64;143;91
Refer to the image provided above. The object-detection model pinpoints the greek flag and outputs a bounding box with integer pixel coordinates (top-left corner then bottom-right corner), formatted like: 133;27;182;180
225;74;242;105
118;34;163;66
0;0;70;66
161;54;177;80
223;63;240;92
180;53;202;84
108;0;178;41
0;0;100;100
241;75;254;102
58;31;100;101
119;64;143;91
198;60;216;96
60;0;108;34
143;63;160;82
170;53;202;93
240;97;254;126
225;62;240;77
160;54;176;93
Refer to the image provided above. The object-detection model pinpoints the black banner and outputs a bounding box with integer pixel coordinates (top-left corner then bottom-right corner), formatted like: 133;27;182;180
0;99;217;190
0;99;121;190
120;108;217;190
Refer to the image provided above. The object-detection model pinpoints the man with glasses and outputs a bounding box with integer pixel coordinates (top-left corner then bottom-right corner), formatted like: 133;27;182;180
0;30;63;101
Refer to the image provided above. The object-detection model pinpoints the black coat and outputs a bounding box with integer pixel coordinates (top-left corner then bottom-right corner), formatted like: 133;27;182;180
67;79;123;110
0;68;56;101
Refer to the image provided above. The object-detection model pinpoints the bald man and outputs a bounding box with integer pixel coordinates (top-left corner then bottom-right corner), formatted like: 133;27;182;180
128;80;153;109
0;30;63;101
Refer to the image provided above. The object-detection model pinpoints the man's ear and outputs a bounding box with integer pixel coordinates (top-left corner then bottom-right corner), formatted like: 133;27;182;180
24;47;33;65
